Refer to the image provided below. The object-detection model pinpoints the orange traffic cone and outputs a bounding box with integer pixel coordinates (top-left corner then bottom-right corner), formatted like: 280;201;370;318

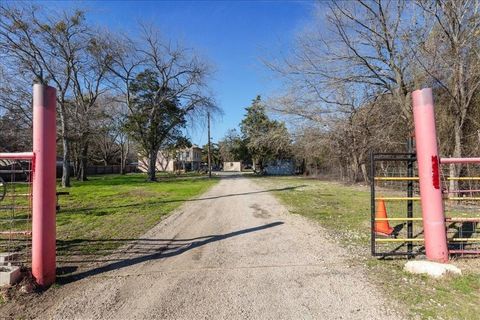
374;200;394;236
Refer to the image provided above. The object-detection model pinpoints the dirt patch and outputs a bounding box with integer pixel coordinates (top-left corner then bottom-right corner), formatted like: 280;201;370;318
0;268;41;315
250;203;271;219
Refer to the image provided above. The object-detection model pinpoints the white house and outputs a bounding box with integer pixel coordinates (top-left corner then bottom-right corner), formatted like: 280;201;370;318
139;145;203;173
223;161;242;172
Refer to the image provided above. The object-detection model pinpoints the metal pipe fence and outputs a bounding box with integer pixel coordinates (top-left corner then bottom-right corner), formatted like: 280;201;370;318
0;157;33;266
371;152;480;258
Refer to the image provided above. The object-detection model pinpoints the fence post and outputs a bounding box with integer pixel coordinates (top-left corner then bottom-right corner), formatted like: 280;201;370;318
412;88;449;262
32;84;57;286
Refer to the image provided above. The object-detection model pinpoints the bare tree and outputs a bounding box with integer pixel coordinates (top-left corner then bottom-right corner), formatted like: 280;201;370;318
0;4;88;187
125;28;215;181
107;36;144;174
70;33;114;181
90;97;131;172
264;0;425;181
0;5;219;183
266;0;416;126
414;0;480;189
0;64;33;128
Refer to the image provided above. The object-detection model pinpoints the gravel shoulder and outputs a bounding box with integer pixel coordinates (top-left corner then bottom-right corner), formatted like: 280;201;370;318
14;176;405;319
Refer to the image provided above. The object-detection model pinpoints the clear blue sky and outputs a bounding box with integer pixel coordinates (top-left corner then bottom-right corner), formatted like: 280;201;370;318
44;0;314;145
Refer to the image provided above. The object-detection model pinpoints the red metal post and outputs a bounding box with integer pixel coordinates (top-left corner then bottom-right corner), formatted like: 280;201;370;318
412;88;449;262
31;84;57;286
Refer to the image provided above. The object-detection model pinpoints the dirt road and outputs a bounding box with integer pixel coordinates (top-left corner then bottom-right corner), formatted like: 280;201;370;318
38;176;403;319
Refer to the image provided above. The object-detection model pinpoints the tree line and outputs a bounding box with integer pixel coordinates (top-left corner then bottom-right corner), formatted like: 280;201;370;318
3;1;479;184
0;4;216;185
217;96;292;171
264;0;480;183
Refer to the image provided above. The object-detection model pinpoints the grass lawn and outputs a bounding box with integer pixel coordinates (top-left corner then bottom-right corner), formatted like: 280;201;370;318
255;176;480;320
0;173;218;261
55;173;218;256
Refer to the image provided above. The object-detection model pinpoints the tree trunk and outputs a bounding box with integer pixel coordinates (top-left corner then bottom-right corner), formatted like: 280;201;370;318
120;146;125;175
77;142;89;181
61;135;71;188
59;101;71;187
449;117;463;193
148;149;157;181
361;163;369;183
119;139;129;175
73;156;79;178
351;153;360;182
120;145;125;175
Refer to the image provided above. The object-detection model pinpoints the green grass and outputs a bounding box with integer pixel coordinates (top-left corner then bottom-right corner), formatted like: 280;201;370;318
255;176;480;320
55;173;218;255
0;173;218;258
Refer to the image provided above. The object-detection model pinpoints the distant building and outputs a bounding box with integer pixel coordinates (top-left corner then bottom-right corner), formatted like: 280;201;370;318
223;161;242;172
264;159;295;175
139;145;203;173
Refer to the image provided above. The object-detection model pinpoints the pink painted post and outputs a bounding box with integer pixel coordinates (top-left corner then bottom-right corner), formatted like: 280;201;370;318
32;84;57;286
412;88;449;262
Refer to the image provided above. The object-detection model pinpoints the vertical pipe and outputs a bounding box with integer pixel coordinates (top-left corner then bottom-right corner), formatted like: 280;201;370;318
370;151;376;256
32;84;57;286
412;88;448;262
407;138;414;255
207;111;212;178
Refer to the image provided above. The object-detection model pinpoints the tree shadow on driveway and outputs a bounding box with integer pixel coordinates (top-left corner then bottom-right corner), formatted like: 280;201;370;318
57;221;284;285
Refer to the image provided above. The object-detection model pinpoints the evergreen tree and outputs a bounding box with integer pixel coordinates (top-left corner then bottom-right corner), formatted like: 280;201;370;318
240;96;292;169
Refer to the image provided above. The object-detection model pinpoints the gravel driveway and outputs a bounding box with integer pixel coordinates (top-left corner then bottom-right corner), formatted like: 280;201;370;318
37;175;404;319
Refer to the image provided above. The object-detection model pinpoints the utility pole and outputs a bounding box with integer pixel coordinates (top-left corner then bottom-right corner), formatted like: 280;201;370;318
207;111;212;178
